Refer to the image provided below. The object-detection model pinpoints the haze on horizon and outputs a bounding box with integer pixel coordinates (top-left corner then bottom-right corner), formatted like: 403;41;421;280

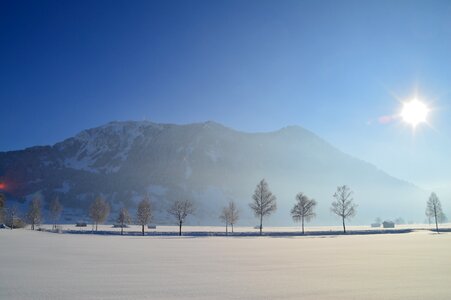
2;0;451;198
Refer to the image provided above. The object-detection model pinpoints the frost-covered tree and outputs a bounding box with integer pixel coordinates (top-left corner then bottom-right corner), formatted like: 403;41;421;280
426;192;443;233
27;195;42;230
219;207;230;235
89;196;110;231
291;193;317;234
219;201;240;235
136;196;152;236
167;199;195;236
116;207;131;235
5;205;19;229
49;196;63;230
331;185;357;233
250;179;277;235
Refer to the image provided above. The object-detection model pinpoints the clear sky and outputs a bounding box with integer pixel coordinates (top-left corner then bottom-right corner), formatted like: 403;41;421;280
1;0;451;196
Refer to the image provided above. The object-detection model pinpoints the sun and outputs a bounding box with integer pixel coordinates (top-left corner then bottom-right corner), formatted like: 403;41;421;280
400;99;429;127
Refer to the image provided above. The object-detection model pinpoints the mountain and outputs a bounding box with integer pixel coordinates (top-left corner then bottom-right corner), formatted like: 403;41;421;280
0;121;427;225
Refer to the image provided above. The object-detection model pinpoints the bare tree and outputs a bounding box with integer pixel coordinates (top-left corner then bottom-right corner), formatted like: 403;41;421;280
291;193;317;234
250;179;277;235
426;192;443;233
331;185;357;233
49;196;63;230
167;199;195;236
219;201;240;235
136;196;152;236
116;207;131;235
5;205;19;229
89;196;110;231
0;193;5;224
27;195;42;230
219;206;230;235
227;201;239;233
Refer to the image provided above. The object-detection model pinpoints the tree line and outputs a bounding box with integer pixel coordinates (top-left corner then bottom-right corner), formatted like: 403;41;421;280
247;179;356;235
0;179;447;235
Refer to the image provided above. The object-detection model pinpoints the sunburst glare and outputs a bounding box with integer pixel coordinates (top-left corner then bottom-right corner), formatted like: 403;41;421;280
400;99;429;128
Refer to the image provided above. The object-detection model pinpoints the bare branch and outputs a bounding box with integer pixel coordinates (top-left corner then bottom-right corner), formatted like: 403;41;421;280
167;199;195;236
136;195;152;236
291;193;317;234
116;207;131;235
426;192;443;233
219;200;240;234
89;196;110;231
330;185;357;233
249;179;277;235
49;196;63;230
27;195;42;230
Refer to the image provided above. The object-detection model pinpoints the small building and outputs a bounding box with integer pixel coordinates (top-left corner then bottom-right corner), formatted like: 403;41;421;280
75;222;87;227
371;223;381;228
147;224;157;229
112;224;129;228
383;221;395;228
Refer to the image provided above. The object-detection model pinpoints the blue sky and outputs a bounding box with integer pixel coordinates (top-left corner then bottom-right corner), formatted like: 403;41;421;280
1;0;451;195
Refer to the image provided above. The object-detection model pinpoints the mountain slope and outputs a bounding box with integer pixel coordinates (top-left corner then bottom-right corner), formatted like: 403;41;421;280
0;121;427;225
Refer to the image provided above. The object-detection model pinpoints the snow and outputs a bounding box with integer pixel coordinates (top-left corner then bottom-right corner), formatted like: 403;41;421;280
1;227;451;299
55;181;72;193
63;121;149;173
63;157;98;173
206;149;219;162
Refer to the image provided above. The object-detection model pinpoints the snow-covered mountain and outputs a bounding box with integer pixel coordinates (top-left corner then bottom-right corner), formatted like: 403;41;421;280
0;121;427;225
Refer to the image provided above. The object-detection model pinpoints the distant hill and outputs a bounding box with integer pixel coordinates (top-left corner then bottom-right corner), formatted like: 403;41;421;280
0;121;427;225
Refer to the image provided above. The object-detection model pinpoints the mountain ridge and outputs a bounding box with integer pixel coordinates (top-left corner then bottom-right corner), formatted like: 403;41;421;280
0;120;427;225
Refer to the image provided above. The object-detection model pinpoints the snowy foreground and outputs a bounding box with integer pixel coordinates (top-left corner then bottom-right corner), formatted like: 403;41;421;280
1;228;451;300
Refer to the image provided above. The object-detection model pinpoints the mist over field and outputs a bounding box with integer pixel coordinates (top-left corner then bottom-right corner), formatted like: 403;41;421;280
0;121;427;226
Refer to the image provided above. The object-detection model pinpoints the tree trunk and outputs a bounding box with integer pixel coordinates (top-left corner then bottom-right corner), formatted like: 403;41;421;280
225;223;228;236
434;210;439;234
259;214;263;236
231;223;234;233
142;224;145;236
121;225;124;235
179;221;182;236
342;217;346;234
96;222;98;232
301;216;305;234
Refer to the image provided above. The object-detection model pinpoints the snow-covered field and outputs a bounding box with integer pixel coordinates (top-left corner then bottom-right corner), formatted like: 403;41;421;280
1;227;451;299
35;223;451;234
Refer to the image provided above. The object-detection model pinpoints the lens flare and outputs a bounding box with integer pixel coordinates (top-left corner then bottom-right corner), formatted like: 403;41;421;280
400;99;429;127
